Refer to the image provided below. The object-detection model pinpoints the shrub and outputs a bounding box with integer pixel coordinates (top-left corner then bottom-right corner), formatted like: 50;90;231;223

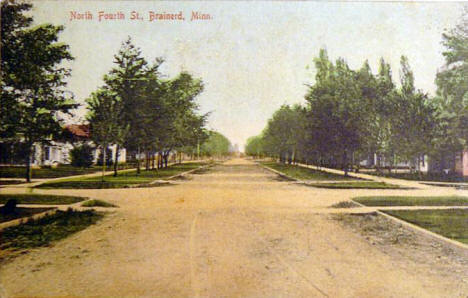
70;144;94;168
1;199;17;215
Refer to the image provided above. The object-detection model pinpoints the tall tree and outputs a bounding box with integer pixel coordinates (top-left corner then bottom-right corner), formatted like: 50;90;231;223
103;37;150;174
305;50;367;173
1;0;76;182
391;56;438;172
86;87;125;181
158;72;207;167
435;9;468;153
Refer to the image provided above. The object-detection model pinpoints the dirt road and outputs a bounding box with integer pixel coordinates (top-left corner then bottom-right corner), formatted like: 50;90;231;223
0;159;466;297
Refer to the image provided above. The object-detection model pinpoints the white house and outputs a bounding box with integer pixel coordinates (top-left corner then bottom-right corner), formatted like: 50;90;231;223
32;124;126;166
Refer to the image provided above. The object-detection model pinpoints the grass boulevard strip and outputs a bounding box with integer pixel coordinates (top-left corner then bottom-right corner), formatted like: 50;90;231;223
351;196;468;245
259;161;404;189
260;160;468;246
35;161;209;189
0;209;103;261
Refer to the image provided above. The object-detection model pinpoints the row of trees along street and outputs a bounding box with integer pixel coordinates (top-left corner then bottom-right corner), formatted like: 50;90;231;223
1;0;232;181
246;11;467;176
86;37;209;178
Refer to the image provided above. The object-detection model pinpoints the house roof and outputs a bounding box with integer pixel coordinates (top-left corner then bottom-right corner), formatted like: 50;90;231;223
65;124;90;138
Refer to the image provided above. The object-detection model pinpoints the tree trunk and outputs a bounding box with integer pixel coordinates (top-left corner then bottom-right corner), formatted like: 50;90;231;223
136;147;141;174
145;151;150;171
113;144;120;177
164;153;168;168
101;146;107;182
343;149;349;176
25;144;32;183
151;151;155;170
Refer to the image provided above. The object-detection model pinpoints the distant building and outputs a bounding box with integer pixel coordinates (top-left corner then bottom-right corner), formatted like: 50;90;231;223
0;124;126;166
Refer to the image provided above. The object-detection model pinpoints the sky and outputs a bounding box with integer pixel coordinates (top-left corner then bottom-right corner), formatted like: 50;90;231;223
30;1;464;151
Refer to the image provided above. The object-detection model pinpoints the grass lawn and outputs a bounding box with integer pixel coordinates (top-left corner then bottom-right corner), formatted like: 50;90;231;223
383;209;468;244
0;165;102;179
82;199;117;208
36;162;207;189
354;196;468;207
0;194;85;205
0;207;55;223
260;161;358;181
307;181;403;189
0;208;103;250
369;171;468;183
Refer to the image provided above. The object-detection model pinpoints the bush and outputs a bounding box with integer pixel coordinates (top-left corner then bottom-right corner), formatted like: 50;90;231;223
1;199;17;215
70;144;94;168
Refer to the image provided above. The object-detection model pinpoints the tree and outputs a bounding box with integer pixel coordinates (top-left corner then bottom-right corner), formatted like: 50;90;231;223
435;9;468;159
103;37;149;175
304;50;367;173
157;72;207;167
389;56;439;173
86;88;124;181
70;144;94;168
200;131;231;158
372;58;396;170
1;0;77;182
245;135;264;158
262;104;305;164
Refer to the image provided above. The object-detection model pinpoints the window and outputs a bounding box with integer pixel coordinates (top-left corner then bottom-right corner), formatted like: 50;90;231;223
45;146;50;160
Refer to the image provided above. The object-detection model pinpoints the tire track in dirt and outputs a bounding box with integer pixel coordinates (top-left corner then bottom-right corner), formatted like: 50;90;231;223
190;210;201;298
239;209;332;297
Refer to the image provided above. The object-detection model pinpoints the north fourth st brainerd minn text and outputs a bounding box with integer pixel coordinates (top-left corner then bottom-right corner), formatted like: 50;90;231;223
69;11;212;22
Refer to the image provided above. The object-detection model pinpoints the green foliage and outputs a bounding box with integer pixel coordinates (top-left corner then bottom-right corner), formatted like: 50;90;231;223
261;105;306;163
435;10;468;151
245;135;264;157
249;48;442;174
200;131;231;157
1;0;77;182
86;37;209;172
70;144;94;168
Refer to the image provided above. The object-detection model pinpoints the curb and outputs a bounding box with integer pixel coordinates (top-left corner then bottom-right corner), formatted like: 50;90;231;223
350;199;468;253
256;162;299;182
259;160;467;252
0;208;58;231
0;197;104;231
